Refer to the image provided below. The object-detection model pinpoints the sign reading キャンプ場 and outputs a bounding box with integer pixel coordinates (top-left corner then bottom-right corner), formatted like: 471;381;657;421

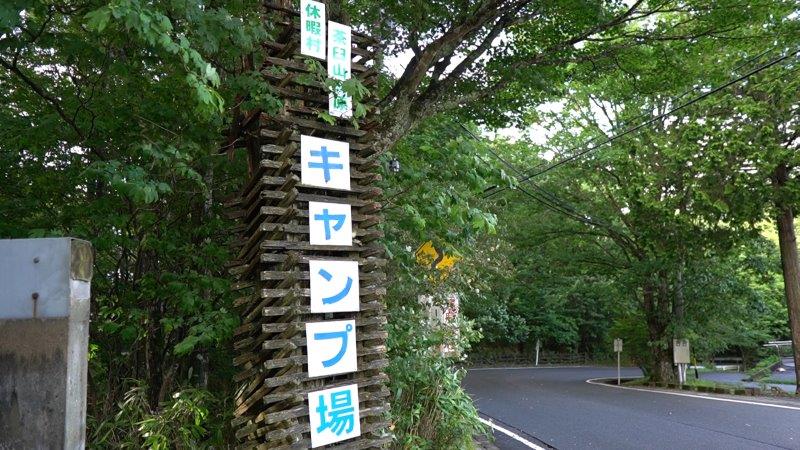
300;0;326;59
227;2;389;448
304;135;359;444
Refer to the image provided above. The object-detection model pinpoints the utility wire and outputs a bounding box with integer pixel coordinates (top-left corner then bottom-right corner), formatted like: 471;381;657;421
482;45;777;198
459;122;612;230
484;46;798;198
459;46;799;233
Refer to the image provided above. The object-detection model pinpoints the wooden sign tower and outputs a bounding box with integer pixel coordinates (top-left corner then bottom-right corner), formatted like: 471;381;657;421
225;1;390;448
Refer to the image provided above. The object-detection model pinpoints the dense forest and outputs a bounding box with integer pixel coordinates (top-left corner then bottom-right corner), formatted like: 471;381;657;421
1;0;798;447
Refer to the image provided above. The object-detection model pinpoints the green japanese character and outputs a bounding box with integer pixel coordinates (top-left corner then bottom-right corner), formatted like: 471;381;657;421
333;29;347;45
305;3;321;19
331;64;349;79
332;47;347;60
333;88;350;111
333;97;347;111
306;20;321;35
306;36;322;53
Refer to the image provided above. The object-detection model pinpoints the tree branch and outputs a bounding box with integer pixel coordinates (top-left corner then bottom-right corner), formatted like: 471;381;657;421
377;0;513;109
0;57;85;141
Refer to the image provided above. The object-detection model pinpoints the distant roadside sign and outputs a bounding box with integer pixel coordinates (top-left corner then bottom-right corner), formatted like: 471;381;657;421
673;339;690;364
613;338;623;385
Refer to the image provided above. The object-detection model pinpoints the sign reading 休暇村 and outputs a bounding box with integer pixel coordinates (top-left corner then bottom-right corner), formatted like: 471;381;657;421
328;21;353;118
300;0;326;59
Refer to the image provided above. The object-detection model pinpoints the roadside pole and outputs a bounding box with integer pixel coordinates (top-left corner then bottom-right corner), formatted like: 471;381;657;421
535;339;540;366
613;338;623;385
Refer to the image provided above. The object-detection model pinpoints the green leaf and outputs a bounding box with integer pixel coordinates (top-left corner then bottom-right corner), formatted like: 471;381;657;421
85;6;112;32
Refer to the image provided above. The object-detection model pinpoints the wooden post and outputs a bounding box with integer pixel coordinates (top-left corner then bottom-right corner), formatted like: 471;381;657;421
225;2;390;447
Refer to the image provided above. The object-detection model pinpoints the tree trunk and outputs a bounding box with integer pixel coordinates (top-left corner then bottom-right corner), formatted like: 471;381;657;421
650;344;673;383
774;203;800;391
672;262;685;328
643;283;674;383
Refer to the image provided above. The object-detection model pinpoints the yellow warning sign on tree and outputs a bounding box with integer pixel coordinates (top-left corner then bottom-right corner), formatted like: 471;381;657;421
415;241;460;274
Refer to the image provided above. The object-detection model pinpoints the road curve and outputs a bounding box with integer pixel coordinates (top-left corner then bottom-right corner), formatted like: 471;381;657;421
463;366;800;450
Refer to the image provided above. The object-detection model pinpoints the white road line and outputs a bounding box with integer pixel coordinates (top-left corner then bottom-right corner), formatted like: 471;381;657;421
478;417;547;450
586;378;800;411
469;365;589;371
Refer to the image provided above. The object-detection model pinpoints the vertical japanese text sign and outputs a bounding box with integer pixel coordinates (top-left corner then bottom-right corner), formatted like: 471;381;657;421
302;130;361;446
328;22;353;118
301;0;326;59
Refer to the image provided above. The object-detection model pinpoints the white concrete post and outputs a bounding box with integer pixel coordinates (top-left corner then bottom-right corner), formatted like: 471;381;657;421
0;238;93;449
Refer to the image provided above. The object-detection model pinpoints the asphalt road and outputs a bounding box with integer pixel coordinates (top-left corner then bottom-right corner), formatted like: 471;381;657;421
463;366;800;450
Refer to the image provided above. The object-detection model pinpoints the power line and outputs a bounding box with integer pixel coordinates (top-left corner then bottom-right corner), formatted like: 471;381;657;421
530;48;799;177
485;46;798;198
460;46;799;233
458;122;612;230
482;46;778;198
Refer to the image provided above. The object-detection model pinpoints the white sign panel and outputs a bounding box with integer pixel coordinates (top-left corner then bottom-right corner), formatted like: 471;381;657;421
673;338;690;364
306;320;357;378
613;338;623;353
308;201;352;246
300;0;326;59
309;383;361;447
310;260;360;313
327;21;352;118
301;135;350;190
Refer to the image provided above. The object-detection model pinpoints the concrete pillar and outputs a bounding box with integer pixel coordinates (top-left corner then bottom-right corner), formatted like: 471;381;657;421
0;238;93;450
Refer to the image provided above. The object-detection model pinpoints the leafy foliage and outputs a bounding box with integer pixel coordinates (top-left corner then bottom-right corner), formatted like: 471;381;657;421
1;0;272;443
3;0;800;446
379;117;504;447
88;383;225;449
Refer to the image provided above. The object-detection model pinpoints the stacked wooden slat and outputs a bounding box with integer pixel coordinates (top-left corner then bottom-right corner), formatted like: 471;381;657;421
226;2;391;448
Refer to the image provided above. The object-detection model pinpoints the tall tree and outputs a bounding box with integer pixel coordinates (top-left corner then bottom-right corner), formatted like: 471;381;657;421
342;0;779;152
707;59;800;388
